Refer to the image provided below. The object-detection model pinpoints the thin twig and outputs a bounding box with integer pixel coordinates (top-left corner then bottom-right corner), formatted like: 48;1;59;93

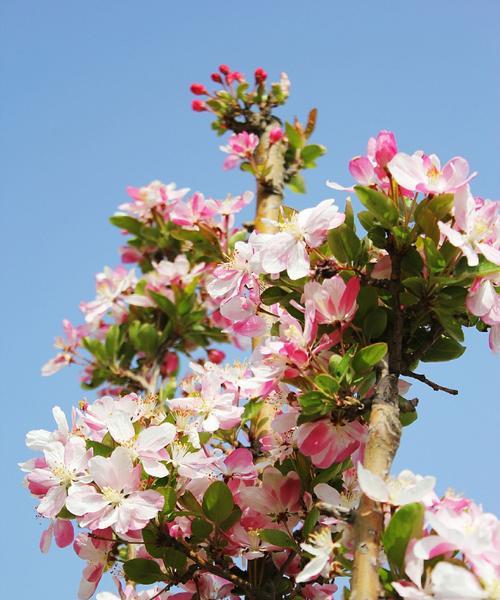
402;370;459;395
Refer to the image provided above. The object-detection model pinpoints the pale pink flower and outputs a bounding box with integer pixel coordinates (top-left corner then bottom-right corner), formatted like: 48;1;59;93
197;572;236;600
26;405;71;451
79;394;143;440
238;467;301;517
74;531;115;600
220;295;267;338
302;583;338;600
255;199;345;280
170;191;217;228
388;151;476;194
119;180;189;222
303;275;359;324
430;562;487;599
96;576;167;600
80;266;137;325
212;191;253;216
296;527;337;583
467;278;500;351
42;320;88;376
25;437;92;518
220;131;259;170
66;447;164;534
296;420;366;469
39;518;74;553
438;186;500;266
357;463;435;506
105;418;176;477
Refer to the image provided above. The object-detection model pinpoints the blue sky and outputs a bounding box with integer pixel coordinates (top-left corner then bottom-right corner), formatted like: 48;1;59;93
1;1;499;597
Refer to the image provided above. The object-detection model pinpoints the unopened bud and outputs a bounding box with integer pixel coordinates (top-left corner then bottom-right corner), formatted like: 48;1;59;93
191;99;207;112
254;67;267;84
207;349;226;364
211;72;223;83
160;352;179;377
190;83;207;95
219;64;231;75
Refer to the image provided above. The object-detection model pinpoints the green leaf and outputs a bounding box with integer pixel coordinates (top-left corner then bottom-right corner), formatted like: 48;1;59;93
433;309;464;343
285;122;303;149
358;210;376;231
314;374;340;395
260;286;291;306
344;198;355;230
123;558;166;585
259;529;298;550
109;215;143;236
219;506;242;531
156;487;176;513
105;324;120;361
382;503;424;576
149;291;177;320
363;308;388;340
414;206;440;244
312;458;351;486
421;238;446;273
86;440;113;457
178;491;204;516
143;525;168;559
426;193;454;220
301;144;326;166
82;337;107;363
163;549;187;572
299;391;331;416
352;342;388;373
354;186;399;228
202;481;234;524
302;507;320;538
191;518;214;540
288;173;306;194
328;353;351;380
136;323;159;355
421;336;465;362
327;224;362;264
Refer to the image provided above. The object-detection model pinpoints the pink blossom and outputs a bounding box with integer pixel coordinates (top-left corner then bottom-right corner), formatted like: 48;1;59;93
220;295;267;338
170;192;217;228
212;191;253;216
296;420;366;469
466;277;500;351
269;125;284;144
303;275;359;324
255;199;345;280
79;394;143;441
220;131;259;170
39;518;74;553
104;418;176;477
369;130;398;168
388;151;476;194
119;180;189;222
74;530;115;600
357;464;435;506
438;185;500;267
238;467;301;517
207;240;262;303
80;266;136;325
296;527;337;583
26;405;71;451
25;437;92;518
302;583;338;600
66;447;164;534
42;320;88;376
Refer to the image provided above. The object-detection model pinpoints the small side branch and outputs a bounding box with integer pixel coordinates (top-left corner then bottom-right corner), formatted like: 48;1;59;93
402;370;459;395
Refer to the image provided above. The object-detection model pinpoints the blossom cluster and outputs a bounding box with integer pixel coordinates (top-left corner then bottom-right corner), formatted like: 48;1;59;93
24;65;500;600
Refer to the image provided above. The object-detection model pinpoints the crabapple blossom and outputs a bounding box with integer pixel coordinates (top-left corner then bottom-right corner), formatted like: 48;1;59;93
238;466;301;518
220;131;259;170
80;266;136;325
296;527;338;583
296;419;366;469
303;275;360;324
66;447;164;534
42;319;88;376
255;199;345;280
74;531;115;600
438;185;500;267
357;463;436;506
388;152;476;194
39;518;74;553
119;180;189;221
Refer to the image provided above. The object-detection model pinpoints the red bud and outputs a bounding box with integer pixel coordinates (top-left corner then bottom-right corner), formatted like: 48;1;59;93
219;64;230;75
191;100;207;112
211;72;223;83
207;349;226;364
190;83;207;95
254;67;267;83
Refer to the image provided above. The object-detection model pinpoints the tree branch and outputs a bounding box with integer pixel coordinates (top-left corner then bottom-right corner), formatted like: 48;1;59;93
402;370;459;395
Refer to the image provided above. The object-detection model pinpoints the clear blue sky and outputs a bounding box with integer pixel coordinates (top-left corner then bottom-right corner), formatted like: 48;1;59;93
1;1;499;597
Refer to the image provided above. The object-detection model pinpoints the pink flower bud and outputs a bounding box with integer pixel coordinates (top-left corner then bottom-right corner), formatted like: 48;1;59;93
190;83;207;95
191;99;207;112
207;349;226;364
160;352;179;377
120;245;143;264
254;67;267;83
227;71;245;84
211;72;222;83
219;64;231;75
374;130;397;167
269;126;284;144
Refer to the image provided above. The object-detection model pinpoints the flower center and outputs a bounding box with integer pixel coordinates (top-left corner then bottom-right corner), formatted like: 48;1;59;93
426;165;441;181
102;486;125;506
